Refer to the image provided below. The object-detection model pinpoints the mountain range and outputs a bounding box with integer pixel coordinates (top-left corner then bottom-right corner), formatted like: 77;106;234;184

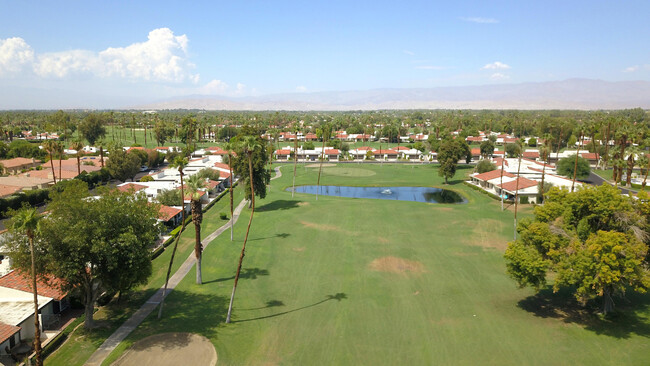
133;79;650;111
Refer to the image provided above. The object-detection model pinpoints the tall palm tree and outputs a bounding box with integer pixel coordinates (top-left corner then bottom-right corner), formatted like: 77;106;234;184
224;142;235;241
70;140;84;176
291;126;300;198
43;140;58;184
186;174;206;284
316;123;331;200
226;136;260;323
157;155;189;319
55;141;64;183
539;140;551;203
514;141;523;240
11;208;43;366
571;131;584;192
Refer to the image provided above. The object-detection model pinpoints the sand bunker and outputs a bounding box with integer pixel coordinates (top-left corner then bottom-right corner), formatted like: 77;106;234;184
112;333;216;366
300;221;341;232
369;256;424;274
297;202;310;206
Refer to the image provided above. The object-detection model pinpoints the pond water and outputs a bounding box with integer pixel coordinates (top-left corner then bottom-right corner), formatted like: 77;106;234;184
288;185;467;204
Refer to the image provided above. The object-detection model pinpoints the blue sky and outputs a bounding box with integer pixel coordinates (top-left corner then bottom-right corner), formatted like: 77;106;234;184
0;0;649;106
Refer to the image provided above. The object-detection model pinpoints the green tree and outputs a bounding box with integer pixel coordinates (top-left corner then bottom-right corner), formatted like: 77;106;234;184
14;180;159;328
556;155;590;180
156;188;183;206
9;207;44;366
186;174;206;284
505;143;521;158
227;136;262;323
70;140;84;176
504;184;650;314
479;140;495;158
154;120;175;146
476;159;496;174
527;137;537;147
78;113;107;146
437;139;469;184
106;147;141;182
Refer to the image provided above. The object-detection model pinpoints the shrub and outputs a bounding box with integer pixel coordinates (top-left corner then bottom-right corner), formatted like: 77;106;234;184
520;196;529;204
476;159;497;173
140;175;154;182
219;212;228;220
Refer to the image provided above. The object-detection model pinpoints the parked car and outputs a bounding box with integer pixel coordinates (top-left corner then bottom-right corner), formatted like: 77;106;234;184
140;165;149;172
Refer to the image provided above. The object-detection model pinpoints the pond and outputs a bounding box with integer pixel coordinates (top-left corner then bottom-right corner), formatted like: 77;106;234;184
288;185;467;204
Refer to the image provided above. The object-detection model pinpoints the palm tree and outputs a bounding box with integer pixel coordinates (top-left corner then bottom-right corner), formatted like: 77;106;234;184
70;140;84;176
157;155;189;319
43;140;58;184
226;136;260;323
291;126;300;198
55;141;64;183
571;131;584;192
539;140;551;203
186;174;206;285
316;123;331;200
11;208;43;366
224;142;235;241
514;141;523;240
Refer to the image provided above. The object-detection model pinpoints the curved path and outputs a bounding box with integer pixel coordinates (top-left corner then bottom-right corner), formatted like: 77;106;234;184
85;197;248;366
272;165;282;180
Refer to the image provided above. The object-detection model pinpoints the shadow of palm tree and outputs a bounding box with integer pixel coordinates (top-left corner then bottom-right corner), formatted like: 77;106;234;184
249;233;291;242
240;299;285;311
232;293;347;323
517;287;650;339
203;267;269;284
256;200;302;212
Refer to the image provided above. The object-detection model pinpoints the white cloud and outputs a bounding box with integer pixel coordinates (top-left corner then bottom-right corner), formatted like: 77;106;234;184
403;50;415;56
415;65;445;70
482;61;511;70
623;65;639;73
197;79;230;94
490;72;509;80
460;17;499;24
0;37;34;76
296;86;307;92
1;28;198;83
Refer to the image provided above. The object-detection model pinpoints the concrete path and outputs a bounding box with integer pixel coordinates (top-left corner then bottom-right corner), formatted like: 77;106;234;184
85;198;248;366
272;165;282;180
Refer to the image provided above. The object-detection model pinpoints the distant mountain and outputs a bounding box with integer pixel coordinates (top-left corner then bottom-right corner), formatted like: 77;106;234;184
133;79;650;111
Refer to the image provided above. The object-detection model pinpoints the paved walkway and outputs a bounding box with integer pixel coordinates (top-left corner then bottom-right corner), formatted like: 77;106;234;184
273;165;282;180
85;198;248;366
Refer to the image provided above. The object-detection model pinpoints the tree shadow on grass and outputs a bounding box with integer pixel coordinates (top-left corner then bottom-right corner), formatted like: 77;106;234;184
256;200;302;212
232;293;347;323
249;233;290;242
203;267;269;284
517;287;650;339
145;290;230;340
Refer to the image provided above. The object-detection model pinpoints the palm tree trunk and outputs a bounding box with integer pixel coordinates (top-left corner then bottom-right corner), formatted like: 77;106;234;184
292;138;298;198
76;153;81;176
642;158;650;190
514;155;522;240
572;133;583;192
158;172;186;319
100;146;104;168
226;153;255;323
229;156;234;241
49;152;57;184
500;156;505;211
193;199;202;285
58;151;62;183
29;234;43;366
316;137;326;200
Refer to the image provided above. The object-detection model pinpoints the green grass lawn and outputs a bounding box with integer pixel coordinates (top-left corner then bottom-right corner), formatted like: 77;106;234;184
44;187;244;365
92;163;650;366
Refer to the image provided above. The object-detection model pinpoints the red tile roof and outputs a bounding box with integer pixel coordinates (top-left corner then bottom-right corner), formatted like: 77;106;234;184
581;153;599;160
274;149;292;155
0;270;67;300
212;162;231;170
0;157;37;168
493;158;509;167
466;136;483;142
0;184;21;198
219;171;232;180
471;148;481;156
523;151;540;159
117;183;147;193
499;177;538;192
324;149;340;155
158;205;182;222
473;169;516;181
356;146;375;151
0;322;20;344
392;146;409;151
373;149;398;155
